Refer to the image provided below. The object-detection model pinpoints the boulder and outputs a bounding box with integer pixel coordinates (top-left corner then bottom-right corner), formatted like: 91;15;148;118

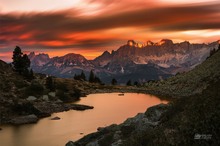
10;114;38;125
55;99;63;103
51;116;61;120
65;141;76;146
42;95;49;101
69;104;94;111
27;96;37;101
144;103;169;122
97;127;104;131
48;92;56;97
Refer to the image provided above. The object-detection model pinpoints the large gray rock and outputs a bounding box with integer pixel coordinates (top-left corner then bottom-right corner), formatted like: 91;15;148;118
48;92;55;97
10;114;38;125
42;95;49;101
51;116;61;120
27;96;37;101
66;141;76;146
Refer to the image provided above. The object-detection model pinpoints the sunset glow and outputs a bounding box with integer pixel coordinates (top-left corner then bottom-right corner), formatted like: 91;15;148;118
0;0;220;62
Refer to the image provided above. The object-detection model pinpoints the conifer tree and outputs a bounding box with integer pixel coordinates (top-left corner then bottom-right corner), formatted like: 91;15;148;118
126;80;132;86
12;46;23;74
94;76;101;84
80;70;86;81
29;69;34;79
45;76;55;91
111;78;117;85
22;54;30;71
89;70;95;83
12;46;31;76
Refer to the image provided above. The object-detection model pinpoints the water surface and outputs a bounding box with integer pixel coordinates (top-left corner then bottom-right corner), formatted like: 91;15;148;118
0;93;167;146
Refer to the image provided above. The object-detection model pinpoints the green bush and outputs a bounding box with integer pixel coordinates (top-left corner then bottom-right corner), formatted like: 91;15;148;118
56;82;68;92
56;90;69;102
14;80;28;88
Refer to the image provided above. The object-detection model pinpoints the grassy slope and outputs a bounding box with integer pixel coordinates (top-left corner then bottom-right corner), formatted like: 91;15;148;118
125;79;220;146
146;49;220;97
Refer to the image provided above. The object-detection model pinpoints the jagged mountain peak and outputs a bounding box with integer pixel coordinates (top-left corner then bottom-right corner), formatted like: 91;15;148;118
28;52;36;60
102;51;111;56
29;51;35;56
146;40;154;46
94;51;112;67
179;41;190;45
155;39;173;46
28;52;50;67
28;52;49;59
62;53;86;59
52;53;89;64
126;39;175;48
127;40;137;46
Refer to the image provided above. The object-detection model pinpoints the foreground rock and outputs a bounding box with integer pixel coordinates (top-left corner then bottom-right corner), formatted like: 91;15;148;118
34;102;94;114
26;96;37;101
66;104;169;146
51;116;61;120
10;114;38;125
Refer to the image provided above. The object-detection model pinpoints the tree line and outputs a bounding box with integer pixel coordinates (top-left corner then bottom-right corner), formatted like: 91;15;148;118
74;70;102;84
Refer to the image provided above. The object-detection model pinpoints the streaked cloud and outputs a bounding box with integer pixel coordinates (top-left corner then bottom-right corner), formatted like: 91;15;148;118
0;0;219;61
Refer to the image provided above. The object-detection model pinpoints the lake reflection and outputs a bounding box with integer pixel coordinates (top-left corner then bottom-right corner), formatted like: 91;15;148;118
0;93;168;146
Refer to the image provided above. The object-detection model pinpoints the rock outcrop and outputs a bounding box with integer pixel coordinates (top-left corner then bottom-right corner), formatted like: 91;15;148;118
9;114;38;125
51;116;61;120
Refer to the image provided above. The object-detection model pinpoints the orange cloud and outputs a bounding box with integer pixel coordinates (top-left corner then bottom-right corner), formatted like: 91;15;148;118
0;1;220;62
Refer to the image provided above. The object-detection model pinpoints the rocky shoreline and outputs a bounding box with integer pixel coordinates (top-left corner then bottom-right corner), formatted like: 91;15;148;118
0;82;175;126
0;85;171;126
0;99;93;125
66;104;170;146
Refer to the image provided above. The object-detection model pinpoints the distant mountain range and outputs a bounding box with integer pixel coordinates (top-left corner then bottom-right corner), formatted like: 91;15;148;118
28;39;220;84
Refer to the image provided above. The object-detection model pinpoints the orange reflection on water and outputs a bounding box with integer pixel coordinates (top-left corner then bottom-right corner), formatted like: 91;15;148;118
0;93;168;146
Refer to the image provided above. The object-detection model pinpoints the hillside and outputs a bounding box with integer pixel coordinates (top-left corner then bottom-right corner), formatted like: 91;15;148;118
145;46;220;97
126;79;220;146
0;61;95;124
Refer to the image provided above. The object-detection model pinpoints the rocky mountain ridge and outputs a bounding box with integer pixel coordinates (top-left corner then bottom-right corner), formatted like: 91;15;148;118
28;39;220;83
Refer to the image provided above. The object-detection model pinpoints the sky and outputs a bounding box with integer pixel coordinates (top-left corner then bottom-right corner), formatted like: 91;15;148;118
0;0;220;62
